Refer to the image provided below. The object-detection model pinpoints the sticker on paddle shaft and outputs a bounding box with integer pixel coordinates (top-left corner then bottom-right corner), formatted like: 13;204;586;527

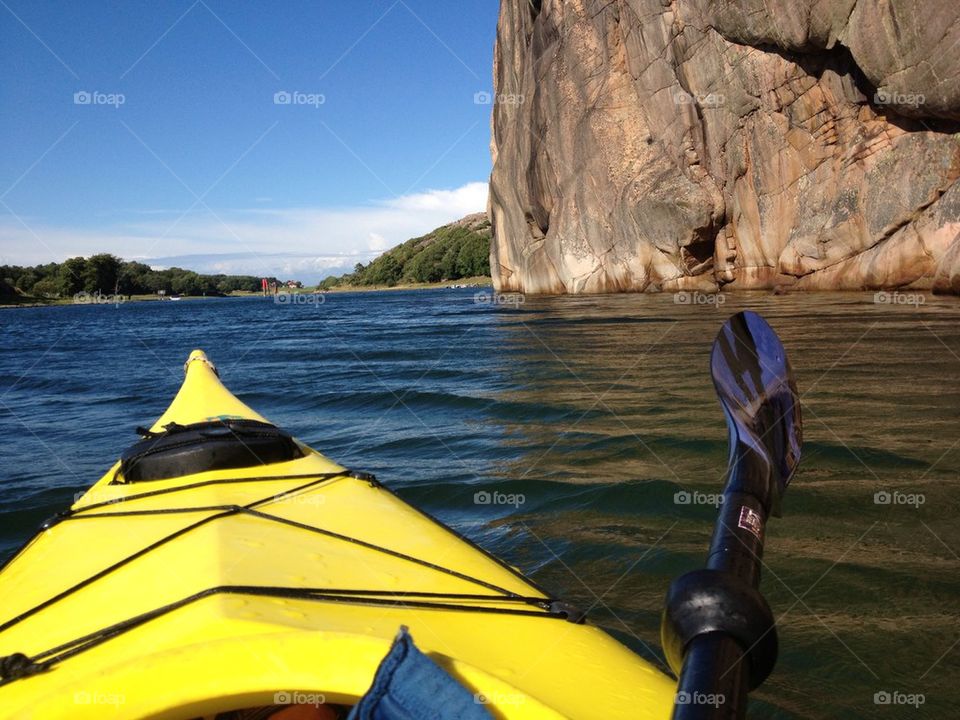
737;506;764;540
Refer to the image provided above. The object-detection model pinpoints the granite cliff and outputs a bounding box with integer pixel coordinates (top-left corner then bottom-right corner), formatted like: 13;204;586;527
488;0;960;294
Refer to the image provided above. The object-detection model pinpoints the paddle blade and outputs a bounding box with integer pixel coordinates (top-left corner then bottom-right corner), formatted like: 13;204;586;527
710;311;802;510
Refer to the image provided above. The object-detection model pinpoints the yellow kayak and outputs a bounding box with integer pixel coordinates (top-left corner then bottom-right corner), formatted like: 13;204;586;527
0;350;675;719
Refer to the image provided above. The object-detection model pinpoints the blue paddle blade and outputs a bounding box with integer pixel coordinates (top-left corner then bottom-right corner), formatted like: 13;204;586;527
710;311;802;513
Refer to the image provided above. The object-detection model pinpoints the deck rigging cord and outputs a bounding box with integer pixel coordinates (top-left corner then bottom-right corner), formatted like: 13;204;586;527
0;469;583;685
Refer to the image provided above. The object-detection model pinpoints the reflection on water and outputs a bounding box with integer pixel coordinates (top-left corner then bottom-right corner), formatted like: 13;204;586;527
481;292;960;719
1;290;958;718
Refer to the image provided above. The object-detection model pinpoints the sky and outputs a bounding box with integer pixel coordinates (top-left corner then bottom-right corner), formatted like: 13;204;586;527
0;1;498;281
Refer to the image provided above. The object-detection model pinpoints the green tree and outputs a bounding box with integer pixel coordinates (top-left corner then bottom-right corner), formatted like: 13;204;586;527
456;235;490;277
171;271;201;296
57;257;87;296
366;255;402;286
15;269;38;294
404;249;444;283
84;254;121;294
117;260;153;294
140;271;167;294
0;257;285;301
31;278;60;297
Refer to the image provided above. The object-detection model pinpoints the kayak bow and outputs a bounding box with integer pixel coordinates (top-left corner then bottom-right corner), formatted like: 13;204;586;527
0;350;676;719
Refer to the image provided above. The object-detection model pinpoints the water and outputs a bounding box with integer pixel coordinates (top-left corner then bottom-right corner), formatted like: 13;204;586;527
2;290;958;718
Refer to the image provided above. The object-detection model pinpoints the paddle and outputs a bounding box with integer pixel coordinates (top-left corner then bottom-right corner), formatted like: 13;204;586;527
661;310;803;719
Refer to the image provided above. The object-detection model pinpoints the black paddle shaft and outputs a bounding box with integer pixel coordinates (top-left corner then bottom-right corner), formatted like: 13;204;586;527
671;491;767;719
662;311;802;720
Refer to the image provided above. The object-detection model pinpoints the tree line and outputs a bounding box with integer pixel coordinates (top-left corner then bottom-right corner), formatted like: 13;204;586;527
1;254;280;298
320;220;491;289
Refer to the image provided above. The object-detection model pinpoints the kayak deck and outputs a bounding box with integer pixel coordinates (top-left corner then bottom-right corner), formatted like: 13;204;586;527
0;351;675;719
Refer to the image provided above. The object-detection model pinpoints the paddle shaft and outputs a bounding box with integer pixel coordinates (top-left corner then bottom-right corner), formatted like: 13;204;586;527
674;635;750;719
673;492;768;720
664;311;802;720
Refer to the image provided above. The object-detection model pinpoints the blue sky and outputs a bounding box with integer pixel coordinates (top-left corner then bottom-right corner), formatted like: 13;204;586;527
0;1;498;281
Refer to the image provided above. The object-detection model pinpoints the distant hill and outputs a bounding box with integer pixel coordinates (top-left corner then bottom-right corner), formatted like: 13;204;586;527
319;213;491;289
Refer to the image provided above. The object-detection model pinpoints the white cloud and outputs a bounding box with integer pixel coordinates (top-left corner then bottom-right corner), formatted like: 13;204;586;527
0;182;489;282
384;182;488;212
367;232;390;251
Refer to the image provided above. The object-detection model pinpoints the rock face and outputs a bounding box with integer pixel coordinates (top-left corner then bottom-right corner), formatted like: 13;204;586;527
488;0;960;294
448;212;490;233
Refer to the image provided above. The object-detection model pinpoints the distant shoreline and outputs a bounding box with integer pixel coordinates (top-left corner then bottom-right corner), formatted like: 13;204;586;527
0;292;251;309
323;277;492;293
0;279;494;308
